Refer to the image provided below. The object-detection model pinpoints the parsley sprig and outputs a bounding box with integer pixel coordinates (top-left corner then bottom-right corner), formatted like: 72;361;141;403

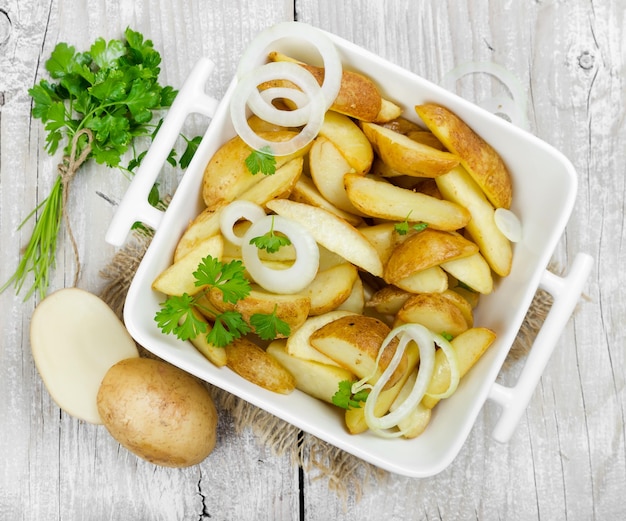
1;28;200;300
332;380;369;410
394;211;429;236
248;215;291;253
155;256;291;347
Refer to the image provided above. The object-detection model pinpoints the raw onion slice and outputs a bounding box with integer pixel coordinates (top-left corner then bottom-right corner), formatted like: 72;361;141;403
241;214;319;294
494;207;523;243
423;335;460;400
236;21;342;110
230;62;326;156
363;324;437;434
219;200;267;246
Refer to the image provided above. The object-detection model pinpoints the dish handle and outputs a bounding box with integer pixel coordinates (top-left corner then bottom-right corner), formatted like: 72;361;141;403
488;252;593;442
105;58;219;247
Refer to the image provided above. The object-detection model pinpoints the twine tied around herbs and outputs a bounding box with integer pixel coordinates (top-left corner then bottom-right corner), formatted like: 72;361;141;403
57;128;94;287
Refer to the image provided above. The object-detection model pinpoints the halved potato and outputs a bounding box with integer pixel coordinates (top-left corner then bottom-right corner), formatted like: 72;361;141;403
225;337;295;394
266;199;384;277
207;285;310;336
266;339;355;404
309;315;408;390
384;229;478;285
360;122;459;177
435;166;512;276
290;175;364;227
394;292;470;338
152;234;224;296
415;103;513;209
344;173;470;231
304;263;359;315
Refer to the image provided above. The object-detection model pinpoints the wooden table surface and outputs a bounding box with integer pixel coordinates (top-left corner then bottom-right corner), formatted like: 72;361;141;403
1;1;624;519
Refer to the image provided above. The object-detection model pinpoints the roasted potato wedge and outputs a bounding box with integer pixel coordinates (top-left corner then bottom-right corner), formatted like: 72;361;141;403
390;372;432;438
415;103;513;209
440;251;494;295
337;276;365;314
384;229;479;285
357;222;397;265
202;131;308;209
266;199;384;277
286;310;357;366
208;285;310;336
421;327;496;408
152;234;224;296
185;310;228;367
436;166;512;276
225;337;295;394
318;110;374;174
344;173;470;231
366;285;411;315
268;51;383;122
266;339;355;404
360;122;459;177
373;98;403;123
309;136;364;215
395;292;470;338
394;266;449;294
304;262;359;315
310;315;408;391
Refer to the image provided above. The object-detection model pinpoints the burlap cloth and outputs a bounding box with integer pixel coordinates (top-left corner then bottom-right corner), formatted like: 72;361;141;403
99;230;560;501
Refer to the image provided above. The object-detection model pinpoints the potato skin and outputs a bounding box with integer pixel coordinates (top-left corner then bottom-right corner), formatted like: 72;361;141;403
97;358;218;468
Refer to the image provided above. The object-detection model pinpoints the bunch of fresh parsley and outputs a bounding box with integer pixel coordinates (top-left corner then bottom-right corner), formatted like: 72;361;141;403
1;28;201;300
155;255;291;347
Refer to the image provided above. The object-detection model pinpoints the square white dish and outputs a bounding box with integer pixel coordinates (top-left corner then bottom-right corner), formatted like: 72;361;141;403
105;22;592;477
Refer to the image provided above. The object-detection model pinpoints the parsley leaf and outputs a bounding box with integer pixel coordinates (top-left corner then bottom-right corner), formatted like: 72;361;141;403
332;380;369;410
248;215;291;253
250;305;291;340
245;145;276;175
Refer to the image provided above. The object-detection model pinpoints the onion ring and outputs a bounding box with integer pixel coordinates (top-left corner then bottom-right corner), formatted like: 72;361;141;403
241;214;319;294
219;200;267;246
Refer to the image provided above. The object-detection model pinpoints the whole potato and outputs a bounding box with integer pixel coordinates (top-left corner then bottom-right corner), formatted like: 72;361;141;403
97;358;218;467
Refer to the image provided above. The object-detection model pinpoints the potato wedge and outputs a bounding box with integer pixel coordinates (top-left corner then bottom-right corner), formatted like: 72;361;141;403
266;340;355;403
286;310;356;366
310;315;408;391
357;222;397;265
309;136;364;215
318;110;374;174
421;327;496;408
290;175;364;227
152;234;224;296
174;202;227;262
440;251;494;295
360;122;459;177
366;285;411;315
415;103;512;209
344;340;419;434
384;229;478;285
344;173;470;231
394;266;449;294
435;166;512;276
395;292;470;338
207;285;310;336
337;275;365;314
268;51;382;122
266;199;384;277
202;131;308;209
373;98;403;123
439;289;474;329
185;310;227;367
225;337;295;394
390;371;432;438
304;263;359;315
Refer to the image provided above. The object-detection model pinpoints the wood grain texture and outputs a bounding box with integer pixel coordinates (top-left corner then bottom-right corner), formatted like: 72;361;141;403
1;0;624;520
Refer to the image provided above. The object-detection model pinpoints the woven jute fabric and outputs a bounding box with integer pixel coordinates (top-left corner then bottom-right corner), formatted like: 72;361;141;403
99;231;556;501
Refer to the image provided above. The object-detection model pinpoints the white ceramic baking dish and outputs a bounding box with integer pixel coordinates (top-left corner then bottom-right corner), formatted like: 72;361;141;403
105;23;593;477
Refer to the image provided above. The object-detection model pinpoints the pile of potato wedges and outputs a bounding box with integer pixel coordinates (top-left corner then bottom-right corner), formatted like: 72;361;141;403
151;51;515;438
